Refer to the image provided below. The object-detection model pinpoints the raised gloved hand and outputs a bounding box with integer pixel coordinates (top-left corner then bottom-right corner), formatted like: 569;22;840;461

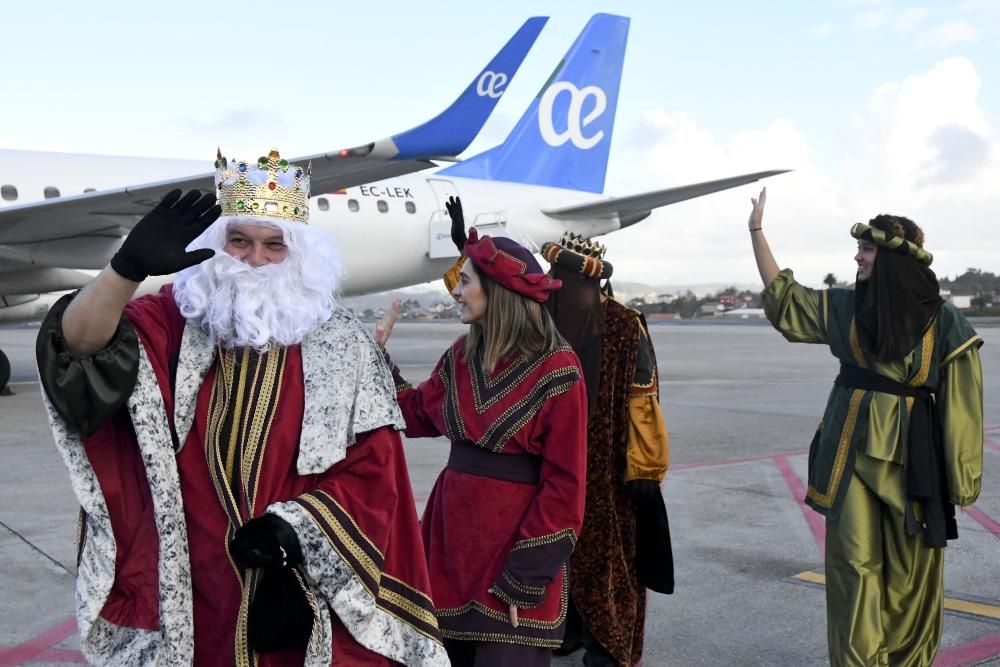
110;189;221;282
229;513;303;569
625;479;662;506
445;195;467;252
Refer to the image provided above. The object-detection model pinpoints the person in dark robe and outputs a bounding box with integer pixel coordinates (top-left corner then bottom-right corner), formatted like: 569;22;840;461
376;225;588;667
748;187;984;666
36;149;449;666
541;233;672;667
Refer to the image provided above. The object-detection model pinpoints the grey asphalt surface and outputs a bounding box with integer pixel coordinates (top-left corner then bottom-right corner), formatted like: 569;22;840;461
1;320;997;666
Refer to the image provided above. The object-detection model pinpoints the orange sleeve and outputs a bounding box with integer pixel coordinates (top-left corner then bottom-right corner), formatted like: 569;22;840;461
442;257;466;300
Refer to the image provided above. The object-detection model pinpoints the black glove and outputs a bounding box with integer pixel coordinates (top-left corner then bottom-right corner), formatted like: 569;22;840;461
229;513;304;569
248;566;314;653
445;195;467;252
110;189;221;282
625;479;662;506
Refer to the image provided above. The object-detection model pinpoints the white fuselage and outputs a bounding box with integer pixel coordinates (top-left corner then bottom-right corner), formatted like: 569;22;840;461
0;150;622;309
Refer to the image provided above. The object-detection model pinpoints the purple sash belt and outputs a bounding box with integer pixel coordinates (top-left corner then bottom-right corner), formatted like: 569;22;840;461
447;440;541;485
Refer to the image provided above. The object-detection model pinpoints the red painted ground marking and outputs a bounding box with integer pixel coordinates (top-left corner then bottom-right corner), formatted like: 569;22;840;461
933;631;1000;666
32;647;85;663
985;436;1000;453
964;506;1000;539
984;423;1000;432
0;618;77;666
772;455;826;552
672;449;808;472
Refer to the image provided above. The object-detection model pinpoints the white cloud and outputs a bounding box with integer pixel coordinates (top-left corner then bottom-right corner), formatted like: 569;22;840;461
856;9;892;29
894;7;930;32
917;19;981;47
599;58;1000;289
811;22;839;37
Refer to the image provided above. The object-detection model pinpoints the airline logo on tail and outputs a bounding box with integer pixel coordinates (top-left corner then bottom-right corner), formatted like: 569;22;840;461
538;83;608;149
476;71;509;98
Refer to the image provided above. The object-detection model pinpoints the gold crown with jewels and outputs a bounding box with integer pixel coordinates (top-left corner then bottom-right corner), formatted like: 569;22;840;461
559;232;607;259
214;148;311;224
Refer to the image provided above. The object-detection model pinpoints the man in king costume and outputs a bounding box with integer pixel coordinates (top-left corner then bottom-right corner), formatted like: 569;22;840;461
542;234;673;667
36;150;449;666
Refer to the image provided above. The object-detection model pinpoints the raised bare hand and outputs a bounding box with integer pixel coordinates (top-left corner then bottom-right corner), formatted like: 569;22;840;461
375;300;401;348
749;187;767;231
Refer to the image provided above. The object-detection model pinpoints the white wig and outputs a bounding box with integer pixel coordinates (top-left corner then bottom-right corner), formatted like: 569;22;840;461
173;215;345;350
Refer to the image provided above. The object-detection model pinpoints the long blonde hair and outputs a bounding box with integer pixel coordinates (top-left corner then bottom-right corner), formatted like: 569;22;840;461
464;265;565;373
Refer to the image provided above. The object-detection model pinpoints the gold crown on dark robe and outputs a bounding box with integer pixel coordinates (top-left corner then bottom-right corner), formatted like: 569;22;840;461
214;148;311;224
559;232;607;259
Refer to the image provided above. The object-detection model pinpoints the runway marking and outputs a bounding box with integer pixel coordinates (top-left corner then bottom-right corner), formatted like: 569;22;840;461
964;506;1000;540
671;449;808;472
773;455;826;551
0;617;80;665
934;632;1000;666
790;571;1000;623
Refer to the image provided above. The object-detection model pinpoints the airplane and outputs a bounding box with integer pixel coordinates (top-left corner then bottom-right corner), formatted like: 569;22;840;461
0;14;786;392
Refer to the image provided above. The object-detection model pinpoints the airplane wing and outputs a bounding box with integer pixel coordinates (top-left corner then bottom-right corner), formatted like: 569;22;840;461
541;169;790;225
0;17;548;251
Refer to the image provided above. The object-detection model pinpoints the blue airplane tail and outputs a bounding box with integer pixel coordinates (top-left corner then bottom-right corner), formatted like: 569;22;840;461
389;17;548;159
441;14;629;194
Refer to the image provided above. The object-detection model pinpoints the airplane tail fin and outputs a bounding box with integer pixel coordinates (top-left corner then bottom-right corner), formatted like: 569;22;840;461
341;17;548;161
441;14;629;193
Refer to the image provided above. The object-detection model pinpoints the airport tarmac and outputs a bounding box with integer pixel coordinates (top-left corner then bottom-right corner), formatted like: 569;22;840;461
0;320;997;666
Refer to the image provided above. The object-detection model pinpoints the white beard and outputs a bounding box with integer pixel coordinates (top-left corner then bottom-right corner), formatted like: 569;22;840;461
173;216;344;351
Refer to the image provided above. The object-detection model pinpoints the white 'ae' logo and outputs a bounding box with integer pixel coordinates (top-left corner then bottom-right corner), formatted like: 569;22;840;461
476;71;508;98
537;82;607;149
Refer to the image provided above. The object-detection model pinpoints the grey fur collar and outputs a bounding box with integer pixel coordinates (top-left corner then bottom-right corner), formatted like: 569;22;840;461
173;306;404;473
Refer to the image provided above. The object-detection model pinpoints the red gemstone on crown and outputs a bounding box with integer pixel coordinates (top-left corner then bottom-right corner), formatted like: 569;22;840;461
268;182;277;191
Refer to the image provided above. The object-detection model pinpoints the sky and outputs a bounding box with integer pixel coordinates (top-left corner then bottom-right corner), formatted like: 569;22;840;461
2;0;999;288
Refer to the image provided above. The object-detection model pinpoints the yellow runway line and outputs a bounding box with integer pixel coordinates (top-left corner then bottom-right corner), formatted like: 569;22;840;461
791;571;1000;621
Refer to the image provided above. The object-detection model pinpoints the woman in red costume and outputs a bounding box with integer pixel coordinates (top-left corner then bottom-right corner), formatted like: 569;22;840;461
378;227;588;667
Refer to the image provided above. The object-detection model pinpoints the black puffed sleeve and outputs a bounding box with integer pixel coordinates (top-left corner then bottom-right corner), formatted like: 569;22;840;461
36;293;140;436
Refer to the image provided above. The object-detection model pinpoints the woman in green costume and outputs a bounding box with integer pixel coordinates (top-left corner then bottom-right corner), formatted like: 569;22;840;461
748;188;984;666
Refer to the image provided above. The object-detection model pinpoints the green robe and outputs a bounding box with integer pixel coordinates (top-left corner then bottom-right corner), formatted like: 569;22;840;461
762;269;983;524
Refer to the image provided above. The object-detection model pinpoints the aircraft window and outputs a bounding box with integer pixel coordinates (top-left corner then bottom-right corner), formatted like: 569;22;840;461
1;185;17;201
377;200;388;213
84;188;96;193
44;186;61;199
348;199;360;212
405;201;416;214
317;197;329;211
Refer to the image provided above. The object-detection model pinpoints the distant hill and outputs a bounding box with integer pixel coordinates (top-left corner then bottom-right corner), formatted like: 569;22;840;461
939;268;1000;294
340;284;455;315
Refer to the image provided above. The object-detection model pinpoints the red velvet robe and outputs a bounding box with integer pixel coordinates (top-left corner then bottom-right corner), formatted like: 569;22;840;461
391;337;587;649
40;288;446;666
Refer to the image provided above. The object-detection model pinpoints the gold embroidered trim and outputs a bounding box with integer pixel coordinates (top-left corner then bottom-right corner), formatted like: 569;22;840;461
297;494;382;586
807;389;864;508
378;587;440;631
503;570;545;595
941;335;982;367
440;629;562;649
821;289;829;336
512;528;577;551
478;368;580;452
381;572;437;607
849;320;868;369
468;345;575;414
904;323;936;413
436;565;569;629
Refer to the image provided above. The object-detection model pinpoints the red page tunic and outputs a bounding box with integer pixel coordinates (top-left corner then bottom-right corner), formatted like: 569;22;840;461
392;337;588;648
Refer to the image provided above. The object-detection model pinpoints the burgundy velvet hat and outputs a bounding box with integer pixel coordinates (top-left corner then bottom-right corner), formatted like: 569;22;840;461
463;228;562;303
